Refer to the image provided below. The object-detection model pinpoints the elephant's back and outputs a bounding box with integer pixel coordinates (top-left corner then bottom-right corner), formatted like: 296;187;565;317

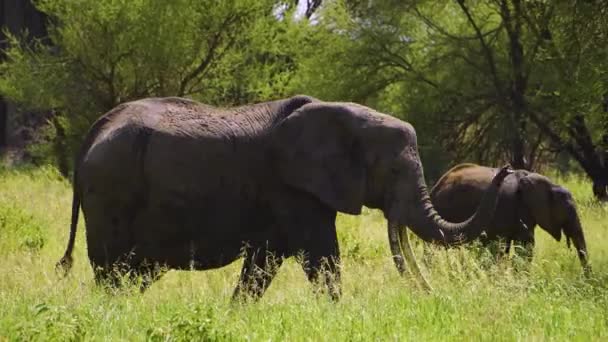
81;97;230;165
83;95;317;147
431;164;496;196
430;164;499;221
77;95;315;192
75;99;207;191
128;97;231;138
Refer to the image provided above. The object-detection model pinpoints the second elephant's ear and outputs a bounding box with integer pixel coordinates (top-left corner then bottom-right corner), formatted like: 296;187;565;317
519;174;560;240
271;103;366;214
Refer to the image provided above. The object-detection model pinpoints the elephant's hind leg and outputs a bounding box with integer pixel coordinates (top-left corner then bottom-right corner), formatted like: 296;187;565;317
84;194;148;292
232;245;284;302
92;260;166;293
512;226;535;264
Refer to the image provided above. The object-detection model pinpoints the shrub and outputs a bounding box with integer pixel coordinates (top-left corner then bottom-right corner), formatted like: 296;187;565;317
13;303;90;341
146;304;231;342
0;201;45;253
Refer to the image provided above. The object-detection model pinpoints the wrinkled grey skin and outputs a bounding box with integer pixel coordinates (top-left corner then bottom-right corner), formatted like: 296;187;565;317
56;96;510;300
430;163;590;273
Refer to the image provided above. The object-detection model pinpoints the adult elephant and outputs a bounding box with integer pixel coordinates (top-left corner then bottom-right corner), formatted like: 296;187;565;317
56;96;511;300
430;163;589;273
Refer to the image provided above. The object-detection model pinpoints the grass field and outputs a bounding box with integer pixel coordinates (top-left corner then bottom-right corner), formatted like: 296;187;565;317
0;166;607;341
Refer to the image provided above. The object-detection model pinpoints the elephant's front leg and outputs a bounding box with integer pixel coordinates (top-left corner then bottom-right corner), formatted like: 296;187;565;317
514;238;535;262
500;239;512;260
232;245;284;302
512;225;535;263
300;222;342;301
272;194;342;300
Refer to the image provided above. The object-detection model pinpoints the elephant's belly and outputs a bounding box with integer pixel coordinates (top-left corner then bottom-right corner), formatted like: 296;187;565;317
129;198;277;270
134;238;245;270
81;177;279;270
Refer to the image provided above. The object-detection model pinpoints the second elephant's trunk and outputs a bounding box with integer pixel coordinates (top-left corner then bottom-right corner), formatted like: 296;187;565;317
566;216;591;275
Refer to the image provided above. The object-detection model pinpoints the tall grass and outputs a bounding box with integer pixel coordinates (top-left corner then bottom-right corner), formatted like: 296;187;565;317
0;166;606;340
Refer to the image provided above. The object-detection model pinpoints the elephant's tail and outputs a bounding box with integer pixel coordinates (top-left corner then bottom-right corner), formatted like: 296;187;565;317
56;184;80;277
54;104;127;277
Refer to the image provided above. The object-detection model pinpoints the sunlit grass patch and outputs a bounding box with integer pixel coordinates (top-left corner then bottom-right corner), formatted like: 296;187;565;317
0;201;45;253
0;166;607;340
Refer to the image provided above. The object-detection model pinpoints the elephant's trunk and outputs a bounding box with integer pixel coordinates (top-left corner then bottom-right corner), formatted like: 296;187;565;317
404;164;511;245
386;163;510;286
566;215;591;275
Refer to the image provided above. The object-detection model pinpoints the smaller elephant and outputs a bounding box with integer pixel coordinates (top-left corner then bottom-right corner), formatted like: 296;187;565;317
430;163;589;272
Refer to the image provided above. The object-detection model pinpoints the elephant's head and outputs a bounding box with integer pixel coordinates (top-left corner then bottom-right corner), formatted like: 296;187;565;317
518;173;590;273
272;101;511;286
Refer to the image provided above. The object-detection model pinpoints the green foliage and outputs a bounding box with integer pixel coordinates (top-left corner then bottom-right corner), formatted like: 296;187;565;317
146;304;231;342
1;0;605;183
0;166;66;255
0;0;298;167
0;199;45;253
22;120;61;167
288;0;608;177
1;0;604;183
13;303;90;341
287;0;470;178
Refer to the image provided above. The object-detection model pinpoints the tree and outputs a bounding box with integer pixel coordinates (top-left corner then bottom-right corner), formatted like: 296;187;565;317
290;0;608;197
0;0;47;149
0;0;296;173
295;0;323;18
523;0;608;199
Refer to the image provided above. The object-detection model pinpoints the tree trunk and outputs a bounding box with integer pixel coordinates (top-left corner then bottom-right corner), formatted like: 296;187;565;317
569;115;608;200
509;107;527;170
529;111;608;200
598;99;608;199
0;0;48;154
0;99;6;149
50;114;70;178
496;0;529;170
591;175;608;200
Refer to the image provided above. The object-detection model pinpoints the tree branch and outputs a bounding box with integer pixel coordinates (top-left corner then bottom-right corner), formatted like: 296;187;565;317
178;13;242;96
455;0;504;97
527;110;587;169
414;7;503;42
375;40;442;90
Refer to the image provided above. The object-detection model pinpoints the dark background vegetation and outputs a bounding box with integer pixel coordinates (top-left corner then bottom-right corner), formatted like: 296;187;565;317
0;0;606;197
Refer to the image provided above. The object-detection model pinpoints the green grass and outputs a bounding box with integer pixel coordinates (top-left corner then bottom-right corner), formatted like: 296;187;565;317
1;166;607;341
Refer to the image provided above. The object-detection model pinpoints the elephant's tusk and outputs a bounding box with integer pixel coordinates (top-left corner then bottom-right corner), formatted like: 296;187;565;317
388;223;408;275
398;226;433;292
519;219;529;230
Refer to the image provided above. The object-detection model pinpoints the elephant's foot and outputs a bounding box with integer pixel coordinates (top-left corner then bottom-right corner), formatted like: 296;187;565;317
301;255;342;301
92;260;166;294
231;248;284;302
136;261;167;293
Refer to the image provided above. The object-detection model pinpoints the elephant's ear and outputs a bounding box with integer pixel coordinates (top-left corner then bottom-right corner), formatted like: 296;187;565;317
519;174;561;240
271;103;366;214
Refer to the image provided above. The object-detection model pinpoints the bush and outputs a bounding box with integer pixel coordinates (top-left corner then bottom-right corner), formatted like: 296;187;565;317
0;0;298;170
0;201;45;253
13;303;90;341
146;304;232;342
